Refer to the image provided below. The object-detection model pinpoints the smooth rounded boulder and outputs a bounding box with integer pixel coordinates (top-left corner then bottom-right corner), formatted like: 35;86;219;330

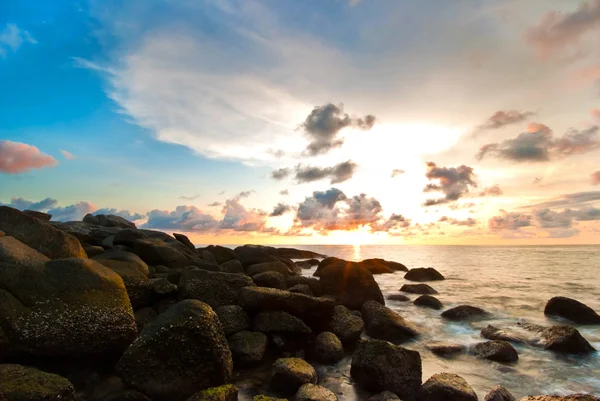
361;300;419;343
329;305;364;345
484;386;516;401
252;271;287;290
536;325;595;354
294;384;338;401
544;297;600;325
318;262;384;310
474;341;519;363
271;358;317;392
132;238;189;269
247;261;292;277
117;300;232;400
253;311;312;334
400;284;438;295
414;295;443;310
179;269;255;309
312;332;344;364
286;276;323;297
228;331;268;366
215;305;251;336
441;305;488;321
418;373;478;401
0;364;76;401
404;268;445;282
186;384;238;401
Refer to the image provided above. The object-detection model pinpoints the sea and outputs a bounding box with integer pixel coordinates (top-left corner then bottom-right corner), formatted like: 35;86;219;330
265;245;600;400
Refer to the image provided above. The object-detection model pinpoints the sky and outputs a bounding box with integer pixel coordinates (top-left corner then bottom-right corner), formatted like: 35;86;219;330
1;0;600;245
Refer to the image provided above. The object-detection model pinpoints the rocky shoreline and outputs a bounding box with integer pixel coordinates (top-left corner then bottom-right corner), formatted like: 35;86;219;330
0;206;598;401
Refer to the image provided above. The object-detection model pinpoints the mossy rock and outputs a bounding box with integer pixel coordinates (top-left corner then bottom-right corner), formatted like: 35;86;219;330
0;364;75;401
418;373;477;401
271;358;317;393
179;269;255;309
228;331;268;366
216;305;251;336
186;384;238;401
253;396;288;401
95;259;153;309
253;311;312;334
294;383;337;401
329;305;364;346
312;332;344;364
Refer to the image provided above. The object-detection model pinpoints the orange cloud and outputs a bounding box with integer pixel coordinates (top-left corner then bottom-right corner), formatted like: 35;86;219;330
0;140;58;174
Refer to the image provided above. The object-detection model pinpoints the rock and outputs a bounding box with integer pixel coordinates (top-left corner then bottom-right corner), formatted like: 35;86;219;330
153;299;178;315
167;266;200;285
441;305;488;321
23;209;52;221
288;284;313;296
294;384;337;401
399;284;438;295
0;230;4;237
253;271;287;290
150;278;178;297
286;276;323;297
296;259;320;269
95;214;136;229
518;395;599;401
0;206;87;259
0;242;136;358
519;323;596;354
313;332;344;364
414;295;443;310
544;297;600;325
351;339;422;399
426;342;465;357
238;287;336;332
227;331;268;366
117;300;232;400
134;307;158;331
361;258;408;273
368;391;401;401
173;233;196;251
186;384;238;401
268;247;325;259
404;267;445;282
84;245;105;257
93;250;150;276
253;396;287;401
220;259;245;274
113;229;147;247
254;311;312;334
361;300;419;343
96;259;152;309
235;245;281;267
0;364;75;401
154;265;171;274
200;249;218;265
316;257;407;276
132;238;189;269
481;325;527;344
418;373;477;401
474;341;519;363
271;358;317;392
329;305;364;346
84;213;100;225
388;294;410;302
216;305;251;336
179;269;255;309
318;263;384;310
248;261;293;277
206;245;237;264
484;386;516;401
51;220;121;246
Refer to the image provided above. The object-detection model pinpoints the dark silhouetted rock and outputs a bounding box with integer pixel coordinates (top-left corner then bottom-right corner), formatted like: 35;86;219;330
179;269;255;309
414;295;443;310
481;325;527;344
400;284;438;295
23;209;52;221
518;395;599;401
474;341;519;363
95;214;136;229
426;342;465;357
388;294;410;302
216;305;251;336
287;276;323;297
484;386;516;401
253;311;312;334
93;250;150;276
362;300;419;343
173;233;195;250
271;358;317;392
294;384;337;401
368;391;401;401
319;263;384;310
289;284;313;296
134;307;158;331
206;245;237;264
247;261;292;277
0;206;87;259
519;323;596;354
150;277;178;297
250;245;325;260
351;339;422;399
220;259;245;274
113;229;147;247
186;384;238;401
404;267;445;282
235;245;280;267
329;305;364;345
117;300;232;400
132;238;189;269
313;332;344;364
228;331;268;366
544;297;600;325
418;373;477;401
0;364;75;401
253;271;287;290
316;257;407;276
84;245;105;257
441;305;488;321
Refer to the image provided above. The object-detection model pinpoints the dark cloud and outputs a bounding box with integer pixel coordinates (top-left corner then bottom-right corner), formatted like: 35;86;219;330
391;169;405;178
522;191;600;209
372;213;411;231
0;140;58;174
479;185;503;197
334;194;383;230
2;196;58;211
144;206;219;232
95;208;144;221
280;189;289;196
439;216;478;226
218;190;226;195
207;202;222;207
592;171;600;185
301;103;376;156
180;194;201;201
474;110;535;133
237;190;254;198
295;160;358;184
423;162;477;206
477;123;600;162
489;210;533;230
270;202;292;217
312;188;347;208
271;168;291;180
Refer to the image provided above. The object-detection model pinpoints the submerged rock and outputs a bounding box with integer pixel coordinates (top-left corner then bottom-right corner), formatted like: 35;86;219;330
441;305;488;321
329;305;364;346
294;383;338;401
544;297;600;325
0;364;76;401
414;295;443;310
481;325;527;344
362;300;419;343
319;262;384;310
522;324;596;354
474;341;519;363
484;386;516;401
426;342;466;357
312;332;344;364
418;373;477;401
228;331;268;366
388;294;410;302
404;267;445;282
271;358;317;393
400;284;438;295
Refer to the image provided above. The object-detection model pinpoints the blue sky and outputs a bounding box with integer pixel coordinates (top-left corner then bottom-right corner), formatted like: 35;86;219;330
1;0;600;244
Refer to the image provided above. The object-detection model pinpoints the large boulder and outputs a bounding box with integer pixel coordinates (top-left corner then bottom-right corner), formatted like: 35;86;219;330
173;233;195;251
215;305;251;336
271;358;317;393
520;323;596;354
132;238;189;269
227;331;268;366
518;396;599;401
0;206;86;259
238;287;336;331
179;269;255;309
418;373;478;401
318;263;384;310
220;259;245;274
441;305;488;321
404;268;445;282
414;295;443;310
23;209;52;221
368;391;401;401
484;386;516;401
93;214;136;229
286;276;323;297
51;220;121;246
316;257;407;276
0;364;75;401
329;305;364;345
289;284;313;296
294;384;337;401
253;271;287;290
351;339;422;399
0;238;136;358
253;311;312;334
474;341;519;363
206;245;237;265
117;300;232;400
544;297;600;325
361;300;419;343
94;259;153;309
186;385;238;401
235;245;280;267
113;229;148;247
92;250;150;276
400;284;438;295
312;332;344;364
247;261;292;277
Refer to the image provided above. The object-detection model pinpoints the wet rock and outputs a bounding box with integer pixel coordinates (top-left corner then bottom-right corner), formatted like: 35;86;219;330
84;245;105;257
186;384;238;401
441;305;488;321
388;294;410;302
227;331;268;366
481;325;527;344
0;206;87;259
426;342;465;357
94;214;136;229
253;271;287;290
400;284;438;295
235;245;281;267
520;323;596;354
518;395;599;401
254;311;312;334
295;383;337;401
220;259;245;274
418;373;477;401
319;263;384;310
134;307;158;331
93;250;150;276
368;391;401;401
289;284;313;296
23;209;52;221
313;332;344;364
286;276;323;297
414;295;443;310
316;257;406;276
216;305;251;336
544;297;600;325
179;269;255;309
132;238;189;269
113;229;147;247
362;300;419;343
173;233;195;251
117;300;232;400
96;259;153;309
0;364;75;401
248;261;293;277
404;267;445;282
351;339;422;399
474;341;519;363
271;358;317;392
484;386;516;401
329;305;364;346
206;245;237;265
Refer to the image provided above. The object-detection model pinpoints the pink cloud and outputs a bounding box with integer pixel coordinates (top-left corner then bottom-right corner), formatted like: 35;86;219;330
0;140;58;174
60;150;76;160
592;108;600;120
592;170;600;185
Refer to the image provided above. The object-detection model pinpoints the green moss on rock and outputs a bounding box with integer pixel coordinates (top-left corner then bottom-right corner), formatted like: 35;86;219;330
0;364;75;401
186;384;238;401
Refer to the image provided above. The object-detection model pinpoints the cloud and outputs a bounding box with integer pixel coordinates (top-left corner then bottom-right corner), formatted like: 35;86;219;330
478;185;503;197
489;210;533;230
279;189;289;196
391;169;405;178
0;24;36;58
237;190;254;198
524;191;600;209
592;108;600;120
0;140;58;174
526;1;600;58
438;216;478;226
295;160;358;184
474;110;535;133
296;188;347;229
423;162;477;206
208;201;222;207
144;206;219;232
477;123;600;162
271;168;291;180
301;103;375;156
270;202;291;217
94;208;145;221
372;213;411;231
51;202;98;221
1;197;58;211
220;195;272;232
60;150;76;160
180;194;201;201
592;171;600;185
